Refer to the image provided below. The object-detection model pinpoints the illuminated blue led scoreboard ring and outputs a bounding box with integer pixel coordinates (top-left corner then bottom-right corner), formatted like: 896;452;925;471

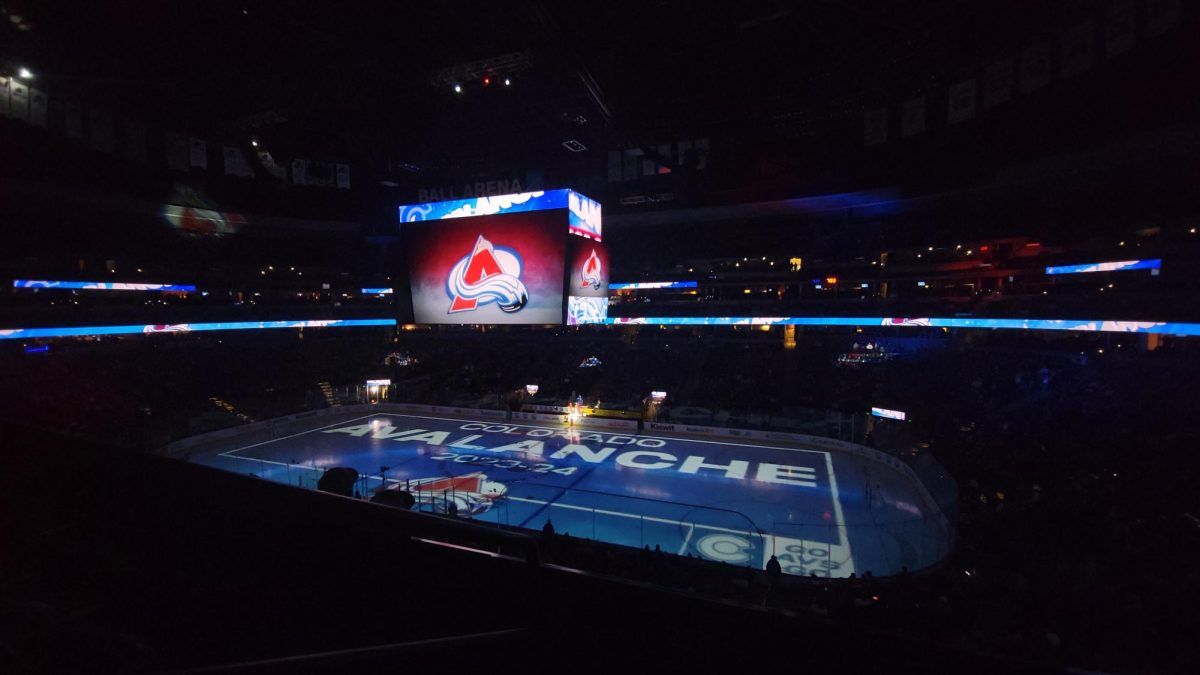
599;316;1200;336
0;319;397;340
608;281;698;290
1044;259;1161;275
13;279;197;292
7;316;1200;340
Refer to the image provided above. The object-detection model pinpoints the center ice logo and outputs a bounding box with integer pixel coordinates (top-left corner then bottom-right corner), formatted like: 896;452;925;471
580;248;603;290
446;234;529;314
400;472;507;515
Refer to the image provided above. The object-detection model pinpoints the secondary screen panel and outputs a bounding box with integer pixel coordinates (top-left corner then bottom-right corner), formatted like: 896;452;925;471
566;238;610;325
405;209;566;324
567;238;610;298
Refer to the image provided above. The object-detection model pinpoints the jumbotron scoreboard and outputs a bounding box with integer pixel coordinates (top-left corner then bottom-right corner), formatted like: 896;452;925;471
397;190;608;326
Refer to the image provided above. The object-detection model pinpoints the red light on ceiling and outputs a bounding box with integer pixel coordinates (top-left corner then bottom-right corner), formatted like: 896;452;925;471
483;76;491;86
1024;242;1041;247
979;245;989;251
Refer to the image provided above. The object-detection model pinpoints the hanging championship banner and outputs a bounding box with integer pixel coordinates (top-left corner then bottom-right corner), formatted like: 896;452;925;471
9;79;30;122
983;58;1013;109
863;108;888;146
1060;21;1095;78
947;79;976;124
901;96;926;138
1019;42;1051;93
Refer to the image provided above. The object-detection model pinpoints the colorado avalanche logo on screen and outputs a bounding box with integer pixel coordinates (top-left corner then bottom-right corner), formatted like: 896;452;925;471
446;235;529;314
881;317;931;327
580;248;603;290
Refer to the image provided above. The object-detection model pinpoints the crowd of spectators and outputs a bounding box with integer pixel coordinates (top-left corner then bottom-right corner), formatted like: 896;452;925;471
446;329;1195;672
0;329;390;449
4;325;1199;671
609;280;1198;324
0;287;395;328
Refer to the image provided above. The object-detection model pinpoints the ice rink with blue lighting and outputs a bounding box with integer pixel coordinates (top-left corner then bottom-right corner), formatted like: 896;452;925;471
194;412;951;577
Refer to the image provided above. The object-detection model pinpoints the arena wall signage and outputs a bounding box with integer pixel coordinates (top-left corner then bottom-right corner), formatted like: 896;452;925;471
417;177;529;203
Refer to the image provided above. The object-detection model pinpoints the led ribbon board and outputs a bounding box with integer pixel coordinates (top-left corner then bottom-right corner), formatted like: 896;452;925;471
13;280;197;292
600;316;1200;336
398;189;601;242
871;407;907;421
1044;259;1161;275
0;319;396;340
609;281;698;290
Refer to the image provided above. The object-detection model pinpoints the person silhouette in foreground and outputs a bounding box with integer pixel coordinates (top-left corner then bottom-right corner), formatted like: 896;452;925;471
764;554;784;605
542;519;555;537
766;554;783;578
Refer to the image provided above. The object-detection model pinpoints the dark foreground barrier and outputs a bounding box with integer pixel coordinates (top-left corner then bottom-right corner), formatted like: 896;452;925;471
0;423;1055;674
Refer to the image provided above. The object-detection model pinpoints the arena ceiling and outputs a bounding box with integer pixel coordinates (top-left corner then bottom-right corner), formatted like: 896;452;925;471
3;1;1121;180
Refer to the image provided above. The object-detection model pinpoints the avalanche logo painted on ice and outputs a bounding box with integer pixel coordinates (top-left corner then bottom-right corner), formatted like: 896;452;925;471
581;248;603;290
401;471;507;515
446;234;529;314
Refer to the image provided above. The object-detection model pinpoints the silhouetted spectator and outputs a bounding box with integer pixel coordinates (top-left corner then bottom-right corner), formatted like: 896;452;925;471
766;554;782;577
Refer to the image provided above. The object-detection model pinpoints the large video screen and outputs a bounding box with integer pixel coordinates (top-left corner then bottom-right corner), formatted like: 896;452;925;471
405;209;566;324
566;238;610;325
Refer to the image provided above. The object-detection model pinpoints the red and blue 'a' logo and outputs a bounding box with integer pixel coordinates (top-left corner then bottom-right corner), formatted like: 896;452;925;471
402;471;508;516
446;235;529;314
581;248;603;290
